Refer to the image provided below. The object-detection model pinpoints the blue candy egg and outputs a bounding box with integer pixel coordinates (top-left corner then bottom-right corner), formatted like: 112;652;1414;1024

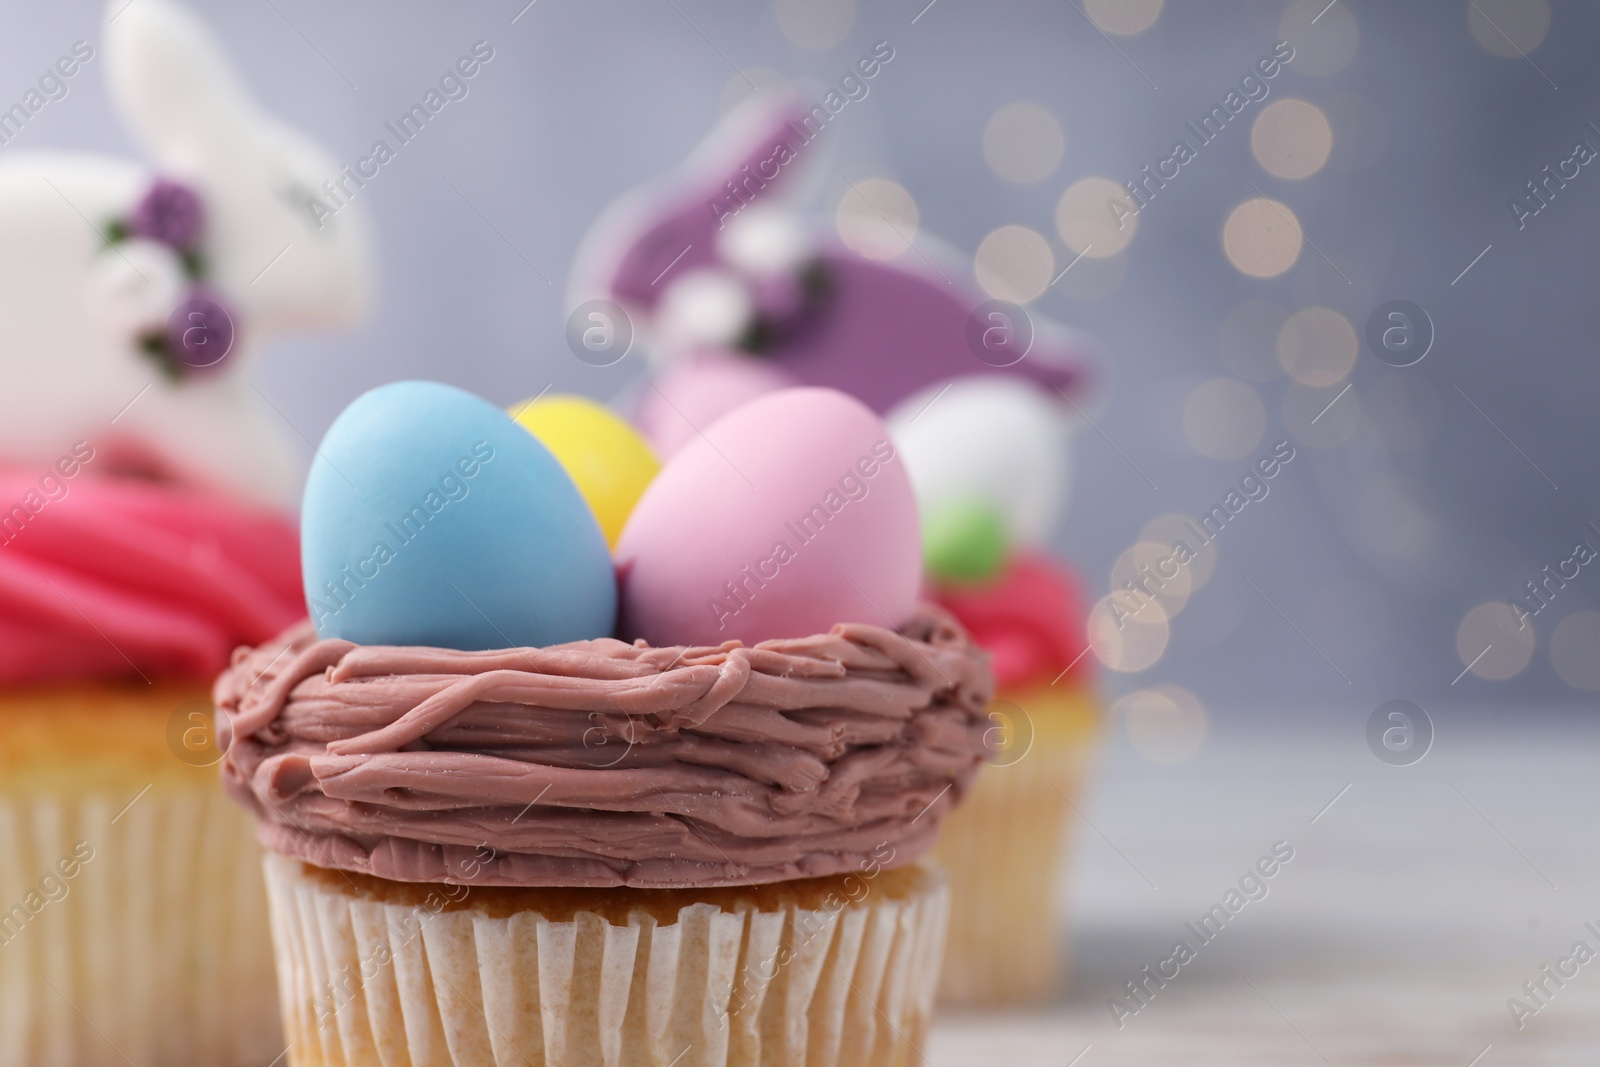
301;381;617;649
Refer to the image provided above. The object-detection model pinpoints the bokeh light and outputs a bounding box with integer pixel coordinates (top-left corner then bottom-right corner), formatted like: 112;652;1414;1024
1251;98;1334;180
1085;0;1164;36
1088;593;1170;672
1279;0;1359;76
1183;378;1266;461
1140;513;1220;589
1469;0;1551;58
974;224;1054;303
773;0;856;49
1219;300;1288;382
1282;380;1362;448
836;178;919;260
983;102;1065;185
1550;610;1600;691
1223;198;1302;278
1117;686;1208;764
1277;306;1358;386
1056;177;1138;258
1111;540;1194;619
1456;601;1537;681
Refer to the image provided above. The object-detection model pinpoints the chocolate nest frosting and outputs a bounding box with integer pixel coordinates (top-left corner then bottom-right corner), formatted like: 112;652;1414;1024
216;606;995;888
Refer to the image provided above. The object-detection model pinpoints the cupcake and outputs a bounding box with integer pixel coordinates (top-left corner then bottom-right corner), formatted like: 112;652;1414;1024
926;552;1100;1007
0;0;370;1058
219;382;994;1066
0;470;305;1067
876;376;1103;1008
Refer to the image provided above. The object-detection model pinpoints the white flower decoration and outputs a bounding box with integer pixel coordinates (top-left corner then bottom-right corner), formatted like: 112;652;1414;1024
654;268;754;359
719;205;810;278
83;237;187;344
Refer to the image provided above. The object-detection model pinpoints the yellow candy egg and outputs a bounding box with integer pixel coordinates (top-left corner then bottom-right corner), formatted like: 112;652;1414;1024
511;395;660;549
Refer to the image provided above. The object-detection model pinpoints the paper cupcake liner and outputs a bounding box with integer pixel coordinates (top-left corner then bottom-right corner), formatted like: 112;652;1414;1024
264;853;949;1067
0;786;281;1067
930;686;1100;1007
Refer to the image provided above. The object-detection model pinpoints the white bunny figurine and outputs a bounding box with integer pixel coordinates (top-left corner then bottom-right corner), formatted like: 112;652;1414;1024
0;0;371;509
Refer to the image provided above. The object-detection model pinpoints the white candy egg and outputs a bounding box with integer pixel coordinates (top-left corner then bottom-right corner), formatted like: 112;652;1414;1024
886;376;1071;545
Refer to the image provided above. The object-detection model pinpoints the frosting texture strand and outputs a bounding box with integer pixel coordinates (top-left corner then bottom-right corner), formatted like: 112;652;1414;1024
217;607;994;888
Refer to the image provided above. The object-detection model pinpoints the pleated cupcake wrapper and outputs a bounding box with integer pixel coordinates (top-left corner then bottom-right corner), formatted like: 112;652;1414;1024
0;787;281;1067
930;730;1097;1007
265;853;949;1067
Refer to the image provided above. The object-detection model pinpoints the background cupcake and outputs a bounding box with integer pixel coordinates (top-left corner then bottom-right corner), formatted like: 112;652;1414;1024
220;381;994;1066
0;475;303;1067
925;551;1099;1006
890;377;1100;1007
0;0;370;1062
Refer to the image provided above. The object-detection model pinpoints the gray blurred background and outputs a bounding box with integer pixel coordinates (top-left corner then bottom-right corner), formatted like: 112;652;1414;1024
9;0;1599;717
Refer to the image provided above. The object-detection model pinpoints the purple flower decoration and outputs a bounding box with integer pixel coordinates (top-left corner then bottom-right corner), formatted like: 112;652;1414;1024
131;179;205;249
750;272;805;324
166;292;236;370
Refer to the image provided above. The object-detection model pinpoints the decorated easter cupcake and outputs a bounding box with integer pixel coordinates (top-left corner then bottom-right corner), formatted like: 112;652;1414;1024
0;478;303;1067
924;557;1099;1007
887;378;1102;1006
219;382;993;1066
0;1;371;1061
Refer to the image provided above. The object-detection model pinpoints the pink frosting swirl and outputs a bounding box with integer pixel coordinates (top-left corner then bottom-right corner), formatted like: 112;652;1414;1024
0;469;304;684
216;607;994;889
931;552;1092;691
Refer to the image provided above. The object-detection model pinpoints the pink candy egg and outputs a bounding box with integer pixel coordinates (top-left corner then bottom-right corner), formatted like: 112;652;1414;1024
633;350;797;460
616;387;922;647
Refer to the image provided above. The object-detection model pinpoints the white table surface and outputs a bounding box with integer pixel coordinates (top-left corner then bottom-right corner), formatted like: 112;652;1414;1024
926;705;1600;1066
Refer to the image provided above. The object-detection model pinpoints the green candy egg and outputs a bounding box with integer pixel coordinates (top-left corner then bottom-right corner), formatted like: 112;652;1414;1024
923;496;1008;584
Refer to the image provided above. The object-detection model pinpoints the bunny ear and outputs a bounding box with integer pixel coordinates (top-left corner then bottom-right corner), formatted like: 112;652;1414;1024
104;0;261;165
579;93;817;309
687;92;814;200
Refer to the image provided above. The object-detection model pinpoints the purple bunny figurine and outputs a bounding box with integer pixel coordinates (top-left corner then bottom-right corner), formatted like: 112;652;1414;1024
571;95;1094;434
